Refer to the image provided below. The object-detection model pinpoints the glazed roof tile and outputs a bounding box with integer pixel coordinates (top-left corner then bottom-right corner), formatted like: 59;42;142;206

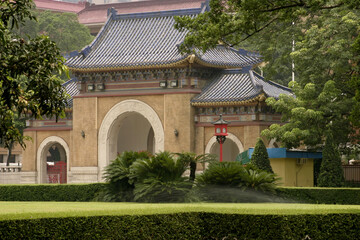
63;78;79;107
66;7;261;70
191;69;292;105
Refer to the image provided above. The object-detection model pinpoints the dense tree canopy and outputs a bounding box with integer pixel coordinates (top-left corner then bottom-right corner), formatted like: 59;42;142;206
175;0;360;149
0;0;68;150
16;10;94;54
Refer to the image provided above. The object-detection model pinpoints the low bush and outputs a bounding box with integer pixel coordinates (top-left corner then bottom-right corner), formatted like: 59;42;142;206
0;213;359;239
276;187;360;204
0;183;105;201
196;162;279;202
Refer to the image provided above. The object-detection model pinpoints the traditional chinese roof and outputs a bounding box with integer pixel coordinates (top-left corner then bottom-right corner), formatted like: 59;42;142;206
63;78;79;107
191;69;292;106
66;6;261;72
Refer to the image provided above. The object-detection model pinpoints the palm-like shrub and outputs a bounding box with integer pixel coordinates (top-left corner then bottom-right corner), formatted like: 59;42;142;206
239;169;279;193
251;138;274;173
176;152;217;181
196;162;246;186
129;152;193;202
103;151;150;201
196;162;279;202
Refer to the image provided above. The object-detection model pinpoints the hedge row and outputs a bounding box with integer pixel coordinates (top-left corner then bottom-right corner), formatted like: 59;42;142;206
1;184;360;204
0;213;359;239
275;187;360;205
0;183;106;201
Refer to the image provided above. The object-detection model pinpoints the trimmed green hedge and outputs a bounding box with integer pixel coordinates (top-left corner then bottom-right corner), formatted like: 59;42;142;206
275;187;360;205
1;184;360;205
0;213;359;239
0;183;106;201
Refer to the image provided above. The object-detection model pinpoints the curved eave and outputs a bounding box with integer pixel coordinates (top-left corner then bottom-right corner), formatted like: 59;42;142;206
193;56;259;69
191;93;266;107
67;57;190;72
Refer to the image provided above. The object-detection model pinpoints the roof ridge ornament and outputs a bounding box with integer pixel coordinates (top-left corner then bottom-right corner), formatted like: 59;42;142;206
107;7;118;18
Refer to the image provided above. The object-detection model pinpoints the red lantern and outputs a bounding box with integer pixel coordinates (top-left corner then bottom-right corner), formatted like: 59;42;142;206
212;114;229;162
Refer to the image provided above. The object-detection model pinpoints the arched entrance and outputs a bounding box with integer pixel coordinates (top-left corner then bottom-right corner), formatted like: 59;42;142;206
116;112;155;154
98;100;164;181
37;136;70;184
205;133;244;162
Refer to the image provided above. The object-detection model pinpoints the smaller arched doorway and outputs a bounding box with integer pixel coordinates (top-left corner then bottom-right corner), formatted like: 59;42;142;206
37;136;70;184
205;133;244;162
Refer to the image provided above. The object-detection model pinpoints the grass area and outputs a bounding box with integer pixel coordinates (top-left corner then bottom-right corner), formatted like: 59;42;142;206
2;202;360;221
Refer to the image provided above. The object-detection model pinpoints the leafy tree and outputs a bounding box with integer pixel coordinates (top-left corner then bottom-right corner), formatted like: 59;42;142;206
175;0;360;148
16;10;94;54
0;0;68;152
317;134;345;187
262;80;354;149
1;114;27;166
250;138;273;173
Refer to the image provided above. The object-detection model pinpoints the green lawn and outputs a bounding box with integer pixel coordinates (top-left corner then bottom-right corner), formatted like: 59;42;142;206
2;202;360;221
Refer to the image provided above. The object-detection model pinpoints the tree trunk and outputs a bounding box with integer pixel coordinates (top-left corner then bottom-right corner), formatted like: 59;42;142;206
6;142;13;167
190;161;197;182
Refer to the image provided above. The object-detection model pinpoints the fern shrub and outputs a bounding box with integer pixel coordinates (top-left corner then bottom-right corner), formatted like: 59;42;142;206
129;152;193;202
102;151;151;201
251;138;273;173
196;162;279;202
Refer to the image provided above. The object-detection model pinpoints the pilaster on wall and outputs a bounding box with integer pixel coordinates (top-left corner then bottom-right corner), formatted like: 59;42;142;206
164;93;197;153
72;97;98;168
243;125;261;150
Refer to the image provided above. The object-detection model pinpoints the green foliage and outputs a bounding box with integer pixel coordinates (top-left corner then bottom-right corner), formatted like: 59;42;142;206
1;213;360;239
129;152;193;202
17;11;94;53
250;138;273;173
0;0;68;151
176;0;360;148
0;184;105;201
276;187;360;205
196;162;279;202
102;151;151;202
262;80;354;148
239;169;279;193
175;152;217;181
317;134;345;187
197;162;246;186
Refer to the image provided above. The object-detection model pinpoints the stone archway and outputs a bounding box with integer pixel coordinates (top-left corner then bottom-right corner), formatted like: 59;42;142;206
98;99;164;181
205;133;244;162
37;136;70;184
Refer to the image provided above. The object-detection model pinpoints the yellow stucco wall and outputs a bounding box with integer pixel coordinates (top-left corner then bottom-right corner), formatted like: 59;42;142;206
72;97;98;167
270;158;314;187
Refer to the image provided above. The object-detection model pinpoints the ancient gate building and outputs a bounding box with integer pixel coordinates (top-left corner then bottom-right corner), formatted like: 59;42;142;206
20;3;292;184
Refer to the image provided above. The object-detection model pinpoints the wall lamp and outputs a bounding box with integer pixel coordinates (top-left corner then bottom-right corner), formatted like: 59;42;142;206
174;129;179;137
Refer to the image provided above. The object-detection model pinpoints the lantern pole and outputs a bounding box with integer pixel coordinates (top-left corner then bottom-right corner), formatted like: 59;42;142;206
212;114;229;163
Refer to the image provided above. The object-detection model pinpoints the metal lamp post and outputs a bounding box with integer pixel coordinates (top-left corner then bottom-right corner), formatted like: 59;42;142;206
212;114;229;162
